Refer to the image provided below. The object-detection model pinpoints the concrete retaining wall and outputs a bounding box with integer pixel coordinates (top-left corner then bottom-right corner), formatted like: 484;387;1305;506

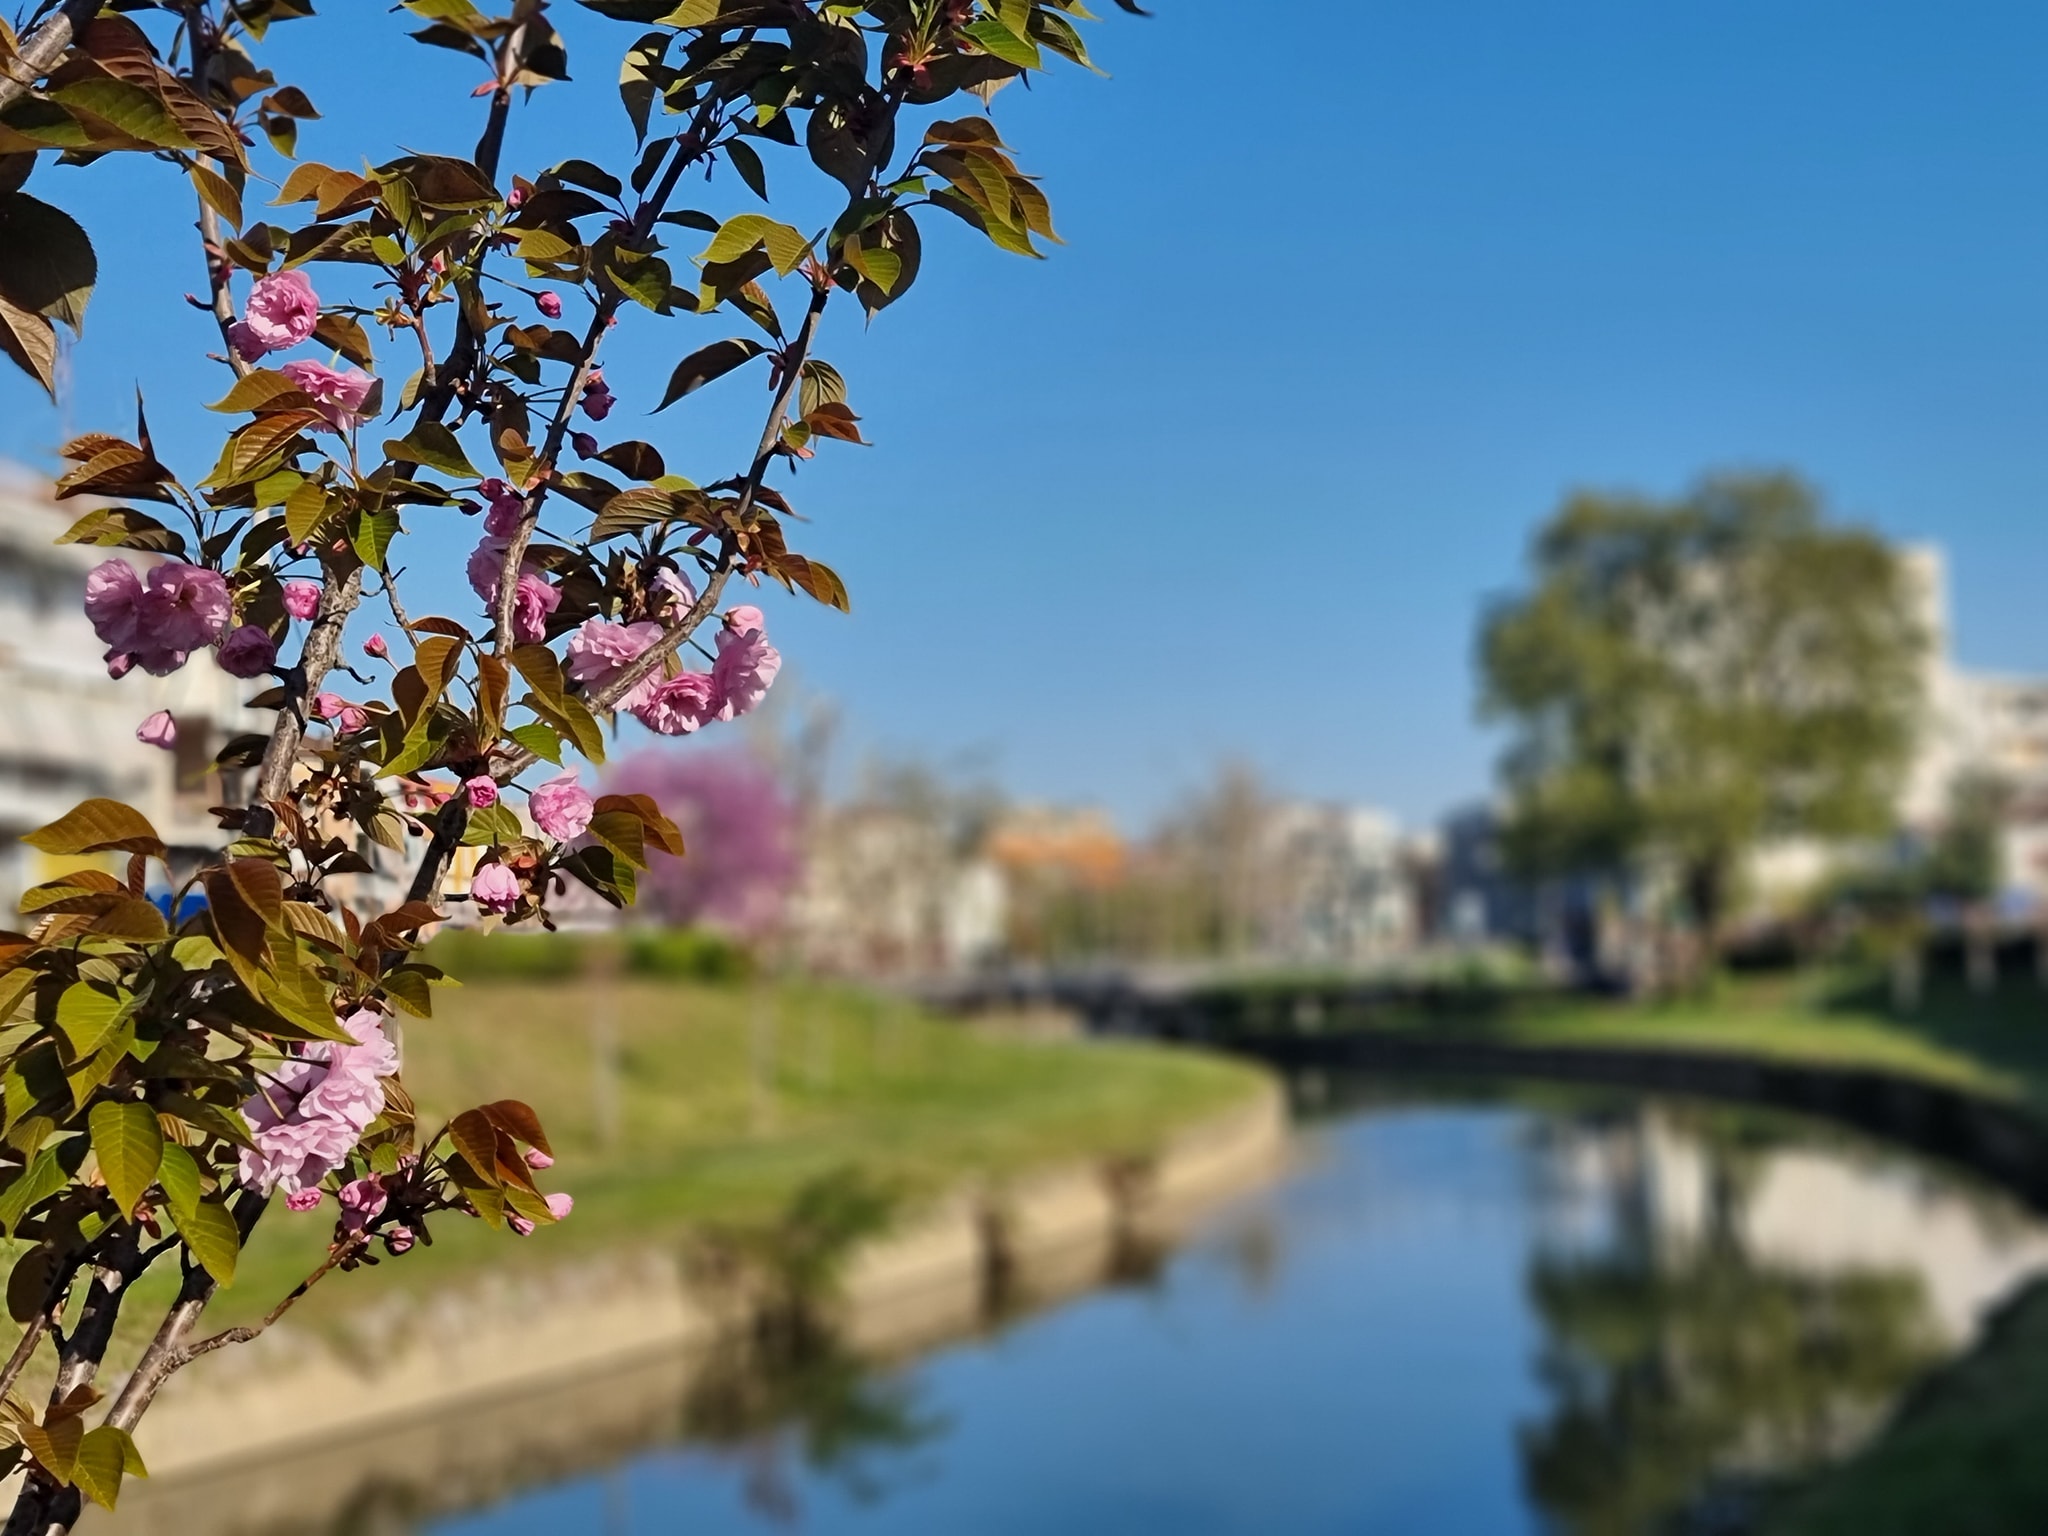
90;1084;1287;1531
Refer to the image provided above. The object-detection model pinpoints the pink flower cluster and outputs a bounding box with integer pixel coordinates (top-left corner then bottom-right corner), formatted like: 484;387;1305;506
85;559;230;677
562;604;779;738
229;270;320;363
281;360;376;431
466;536;559;643
470;860;521;914
238;1011;399;1200
531;770;594;841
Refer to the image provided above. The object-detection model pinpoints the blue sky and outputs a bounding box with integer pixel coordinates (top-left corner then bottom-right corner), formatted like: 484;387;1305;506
5;1;2046;829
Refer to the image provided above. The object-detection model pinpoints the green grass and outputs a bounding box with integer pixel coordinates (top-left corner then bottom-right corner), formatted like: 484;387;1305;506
1368;967;2048;1108
1761;1277;2048;1536
177;976;1264;1334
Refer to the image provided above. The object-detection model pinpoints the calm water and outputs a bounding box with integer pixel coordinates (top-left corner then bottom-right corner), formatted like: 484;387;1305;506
401;1084;2047;1536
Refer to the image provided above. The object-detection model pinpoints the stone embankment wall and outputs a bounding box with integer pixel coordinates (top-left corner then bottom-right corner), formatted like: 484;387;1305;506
91;1085;1287;1534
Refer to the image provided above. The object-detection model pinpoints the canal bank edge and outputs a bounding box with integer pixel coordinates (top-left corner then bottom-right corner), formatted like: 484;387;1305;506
1251;1031;2048;1214
96;1078;1288;1506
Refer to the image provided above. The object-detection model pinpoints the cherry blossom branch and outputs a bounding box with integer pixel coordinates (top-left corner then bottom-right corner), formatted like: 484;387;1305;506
101;1195;267;1437
491;105;724;654
0;0;98;114
255;565;364;805
172;1238;361;1367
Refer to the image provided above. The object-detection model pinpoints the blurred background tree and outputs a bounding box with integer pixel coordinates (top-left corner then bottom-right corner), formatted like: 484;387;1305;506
1480;473;1926;977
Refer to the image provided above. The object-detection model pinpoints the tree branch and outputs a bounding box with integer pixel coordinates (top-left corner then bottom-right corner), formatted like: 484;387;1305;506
491;107;723;655
255;565;364;804
0;0;98;115
173;1238;359;1368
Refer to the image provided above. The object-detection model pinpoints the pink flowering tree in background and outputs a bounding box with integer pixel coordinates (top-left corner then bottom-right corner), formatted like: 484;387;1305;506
606;749;802;942
0;0;1122;1529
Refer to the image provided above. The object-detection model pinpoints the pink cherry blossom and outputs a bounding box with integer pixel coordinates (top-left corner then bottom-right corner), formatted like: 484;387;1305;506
229;269;320;362
216;624;278;678
470;861;521;914
466;535;509;602
478;478;525;535
280;359;376;431
285;1189;324;1212
530;770;595;841
725;605;766;637
136;711;177;749
651;566;696;618
712;624;781;721
338;1176;388;1234
312;692;345;720
509;1213;537;1237
83;559;143;647
84;559;231;676
512;572;560;643
364;633;389;659
337;704;369;733
579;367;615;421
546;1192;573;1220
282;579;322;620
384;1225;416;1255
537;291;563;319
104;652;135;679
238;1010;399;1198
525;1149;554;1170
566;618;663;711
632;671;719;736
464;775;499;809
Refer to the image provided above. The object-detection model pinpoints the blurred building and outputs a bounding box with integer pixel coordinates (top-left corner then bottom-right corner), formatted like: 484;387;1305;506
1255;801;1417;962
788;804;1005;977
0;475;273;919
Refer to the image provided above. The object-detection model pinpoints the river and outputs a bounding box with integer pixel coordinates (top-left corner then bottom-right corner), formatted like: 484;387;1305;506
104;1079;2048;1534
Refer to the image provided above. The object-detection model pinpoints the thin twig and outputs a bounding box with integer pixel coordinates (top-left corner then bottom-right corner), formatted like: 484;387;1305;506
491;107;723;655
173;1238;360;1366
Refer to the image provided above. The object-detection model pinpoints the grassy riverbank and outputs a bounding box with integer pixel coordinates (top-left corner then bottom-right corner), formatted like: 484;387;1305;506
193;976;1265;1331
1290;966;2046;1108
1759;1276;2048;1535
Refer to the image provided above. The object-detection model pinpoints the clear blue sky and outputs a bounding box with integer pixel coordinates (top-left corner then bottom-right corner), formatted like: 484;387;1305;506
5;1;2046;829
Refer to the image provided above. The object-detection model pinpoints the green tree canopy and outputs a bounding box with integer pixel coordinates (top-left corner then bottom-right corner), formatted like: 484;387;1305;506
1480;473;1925;940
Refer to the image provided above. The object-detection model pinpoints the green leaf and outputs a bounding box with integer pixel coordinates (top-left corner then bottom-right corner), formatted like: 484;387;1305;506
177;1198;239;1287
49;79;196;150
961;17;1042;70
56;984;127;1060
0;192;97;333
699;214;810;277
189;163;243;230
0;296;57;397
312;311;374;367
23;799;163;858
725;138;768;201
381;421;478;478
655;337;764;412
460;802;523;847
88;1101;162;1220
508;722;563;764
155;1142;203;1225
73;1426;144;1511
0;1149;66;1237
207;369;316;415
354;508;402;570
605;252;672;312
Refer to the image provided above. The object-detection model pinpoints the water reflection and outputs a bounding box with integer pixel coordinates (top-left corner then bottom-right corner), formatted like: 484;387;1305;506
101;1085;2048;1536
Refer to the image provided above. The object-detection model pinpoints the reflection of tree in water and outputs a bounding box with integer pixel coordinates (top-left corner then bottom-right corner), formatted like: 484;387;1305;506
1519;1113;1943;1536
679;1335;948;1525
